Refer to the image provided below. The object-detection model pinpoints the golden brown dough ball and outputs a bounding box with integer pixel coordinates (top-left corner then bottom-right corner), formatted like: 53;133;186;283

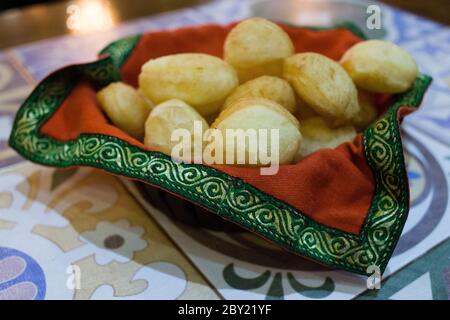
340;40;418;93
144;99;209;162
224;18;294;83
283;53;360;125
295;117;357;162
211;98;301;165
295;95;319;120
222;76;296;113
138;88;155;111
353;91;378;130
139;53;238;117
96;82;153;140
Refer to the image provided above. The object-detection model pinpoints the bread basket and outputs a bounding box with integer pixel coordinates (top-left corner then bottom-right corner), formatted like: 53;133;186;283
9;21;432;275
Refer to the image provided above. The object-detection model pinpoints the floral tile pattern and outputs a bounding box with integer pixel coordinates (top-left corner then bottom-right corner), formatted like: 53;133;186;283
80;219;147;265
357;236;450;300
0;163;219;299
0;53;32;169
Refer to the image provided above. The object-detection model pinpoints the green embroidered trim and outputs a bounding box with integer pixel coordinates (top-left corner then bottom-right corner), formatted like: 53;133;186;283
99;34;141;70
361;75;431;273
8;28;432;275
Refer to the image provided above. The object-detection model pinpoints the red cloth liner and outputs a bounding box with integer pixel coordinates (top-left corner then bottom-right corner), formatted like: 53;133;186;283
41;23;394;235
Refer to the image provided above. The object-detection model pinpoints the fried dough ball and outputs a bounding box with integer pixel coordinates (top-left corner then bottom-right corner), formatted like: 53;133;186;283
211;98;301;165
138;88;155;111
340;40;418;93
224;18;294;83
283;53;360;124
139;53;238;117
353;91;378;130
295;117;357;161
144;99;209;162
222;76;296;113
295;95;319;120
96;82;153;140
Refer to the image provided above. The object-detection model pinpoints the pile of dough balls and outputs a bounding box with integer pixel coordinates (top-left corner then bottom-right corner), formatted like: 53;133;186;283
96;17;418;165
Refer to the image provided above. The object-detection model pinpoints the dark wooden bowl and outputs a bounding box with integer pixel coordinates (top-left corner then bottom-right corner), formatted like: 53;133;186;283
135;182;244;232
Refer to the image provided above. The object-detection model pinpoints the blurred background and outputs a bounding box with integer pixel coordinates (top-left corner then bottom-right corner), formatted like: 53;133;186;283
0;0;448;49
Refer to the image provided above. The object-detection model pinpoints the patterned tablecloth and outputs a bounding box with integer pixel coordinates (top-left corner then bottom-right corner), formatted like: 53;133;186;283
0;0;449;300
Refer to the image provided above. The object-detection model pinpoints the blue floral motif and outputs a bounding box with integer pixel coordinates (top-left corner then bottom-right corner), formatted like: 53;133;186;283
0;247;46;300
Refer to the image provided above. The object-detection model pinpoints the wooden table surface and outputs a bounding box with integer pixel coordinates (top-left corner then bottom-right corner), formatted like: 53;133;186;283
381;0;450;26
